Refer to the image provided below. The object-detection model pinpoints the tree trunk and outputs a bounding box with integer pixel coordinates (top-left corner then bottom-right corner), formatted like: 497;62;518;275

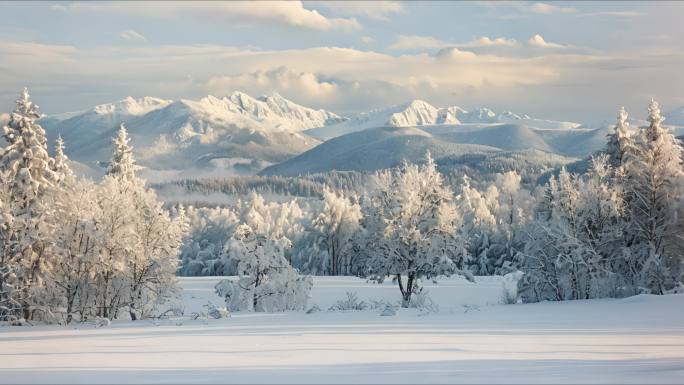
397;273;415;308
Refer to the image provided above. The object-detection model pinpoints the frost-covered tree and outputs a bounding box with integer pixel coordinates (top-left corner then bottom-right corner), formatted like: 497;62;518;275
90;125;185;320
49;177;101;323
302;188;361;275
519;157;627;302
0;88;59;320
622;99;684;293
107;123;141;180
125;185;185;320
218;223;311;312
605;107;635;169
0;171;18;322
456;176;497;275
178;206;239;276
359;154;472;307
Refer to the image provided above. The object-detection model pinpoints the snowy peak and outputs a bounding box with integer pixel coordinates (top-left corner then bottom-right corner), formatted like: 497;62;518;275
92;96;173;116
388;100;451;126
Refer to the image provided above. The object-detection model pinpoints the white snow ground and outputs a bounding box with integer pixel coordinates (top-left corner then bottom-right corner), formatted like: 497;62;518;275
1;276;683;384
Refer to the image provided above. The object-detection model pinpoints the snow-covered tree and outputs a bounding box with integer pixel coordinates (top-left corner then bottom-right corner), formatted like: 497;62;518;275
519;157;627;302
456;175;497;275
49;177;101;323
0;171;18;322
605;107;635;169
52;136;75;184
219;223;311;312
0;88;59;320
359;154;472;307
107;123;141;181
301;188;361;275
125;184;185;320
622;99;684;293
178;206;239;276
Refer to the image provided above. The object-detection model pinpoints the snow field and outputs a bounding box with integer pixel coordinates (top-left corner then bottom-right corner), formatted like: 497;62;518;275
1;276;683;384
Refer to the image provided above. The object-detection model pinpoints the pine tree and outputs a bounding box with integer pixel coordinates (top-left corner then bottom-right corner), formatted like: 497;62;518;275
107;123;141;181
0;88;59;320
52;136;75;185
623;99;684;293
605;107;634;169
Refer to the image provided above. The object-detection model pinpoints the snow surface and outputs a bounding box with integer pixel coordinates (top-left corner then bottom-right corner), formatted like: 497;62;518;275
1;276;683;384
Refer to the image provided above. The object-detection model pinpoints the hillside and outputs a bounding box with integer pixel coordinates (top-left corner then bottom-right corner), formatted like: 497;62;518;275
260;126;501;176
40;93;343;179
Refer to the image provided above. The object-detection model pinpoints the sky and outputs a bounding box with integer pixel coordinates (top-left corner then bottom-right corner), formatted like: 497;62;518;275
1;1;684;122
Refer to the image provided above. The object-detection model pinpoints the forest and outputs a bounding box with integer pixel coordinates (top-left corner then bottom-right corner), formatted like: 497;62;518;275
1;89;683;324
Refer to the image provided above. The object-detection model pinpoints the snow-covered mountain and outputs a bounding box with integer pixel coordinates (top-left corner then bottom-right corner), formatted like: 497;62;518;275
38;93;607;180
261;122;607;177
305;100;581;140
40;92;345;180
260;126;499;176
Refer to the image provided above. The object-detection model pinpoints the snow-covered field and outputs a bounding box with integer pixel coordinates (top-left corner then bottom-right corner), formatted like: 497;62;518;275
1;276;683;384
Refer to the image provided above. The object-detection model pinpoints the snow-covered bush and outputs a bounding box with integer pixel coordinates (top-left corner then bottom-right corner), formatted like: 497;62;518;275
217;219;312;312
328;292;369;311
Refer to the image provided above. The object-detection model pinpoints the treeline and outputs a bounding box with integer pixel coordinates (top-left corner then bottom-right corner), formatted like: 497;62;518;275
152;171;371;201
182;100;684;306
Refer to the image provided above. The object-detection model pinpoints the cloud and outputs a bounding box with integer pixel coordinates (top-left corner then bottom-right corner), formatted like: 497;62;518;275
207;67;339;102
312;1;403;21
119;29;146;42
53;1;361;32
3;37;681;122
459;37;519;48
530;2;577;15
360;36;375;44
486;2;640;20
528;34;567;49
580;11;644;18
388;35;449;51
389;35;518;51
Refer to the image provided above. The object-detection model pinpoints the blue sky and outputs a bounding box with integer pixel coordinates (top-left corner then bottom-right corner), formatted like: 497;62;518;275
1;1;683;122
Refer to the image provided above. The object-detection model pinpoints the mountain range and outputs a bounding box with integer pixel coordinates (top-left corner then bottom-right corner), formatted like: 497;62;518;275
32;91;684;181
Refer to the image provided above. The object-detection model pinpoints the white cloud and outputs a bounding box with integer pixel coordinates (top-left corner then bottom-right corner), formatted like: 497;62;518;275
388;35;449;51
312;1;403;21
3;38;681;121
389;35;518;51
530;2;577;15
528;34;567;49
53;1;361;32
119;29;146;42
459;37;519;48
207;67;339;102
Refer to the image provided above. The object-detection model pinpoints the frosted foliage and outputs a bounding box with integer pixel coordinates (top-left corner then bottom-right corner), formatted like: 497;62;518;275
52;136;74;184
107;123;141;181
622;99;684;294
219;223;312;312
457;171;534;275
178;206;239;276
301;188;361;275
0;88;59;321
605;107;634;169
359;153;472;307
